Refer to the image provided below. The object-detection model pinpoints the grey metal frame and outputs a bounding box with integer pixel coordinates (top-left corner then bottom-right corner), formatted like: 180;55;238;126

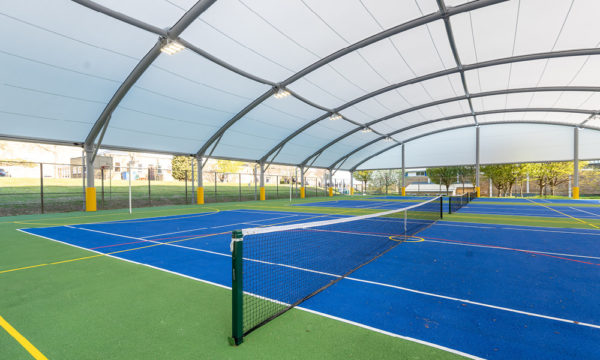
196;0;506;160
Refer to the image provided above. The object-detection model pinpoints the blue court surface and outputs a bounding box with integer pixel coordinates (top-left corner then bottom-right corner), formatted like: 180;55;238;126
474;197;600;205
294;199;426;210
20;209;600;359
460;202;600;219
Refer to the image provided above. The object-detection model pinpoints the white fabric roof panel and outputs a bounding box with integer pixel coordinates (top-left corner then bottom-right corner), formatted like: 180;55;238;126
404;127;476;168
480;124;574;164
2;0;599;171
103;49;270;153
343;139;400;170
213;95;326;160
580;128;600;160
311;130;381;168
275;120;358;164
0;0;156;143
357;145;404;170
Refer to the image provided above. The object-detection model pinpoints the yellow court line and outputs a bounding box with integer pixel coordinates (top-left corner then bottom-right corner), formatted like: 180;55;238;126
1;205;221;225
449;212;600;225
2;204;385;276
0;314;48;360
526;199;600;230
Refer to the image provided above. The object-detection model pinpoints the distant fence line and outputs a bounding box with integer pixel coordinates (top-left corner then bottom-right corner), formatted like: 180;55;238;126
0;160;357;216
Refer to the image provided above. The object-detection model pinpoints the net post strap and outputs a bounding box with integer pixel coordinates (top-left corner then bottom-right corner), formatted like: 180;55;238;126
241;196;442;236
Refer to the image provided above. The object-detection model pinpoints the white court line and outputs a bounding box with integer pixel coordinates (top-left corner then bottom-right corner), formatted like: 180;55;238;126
65;225;230;258
422;239;600;260
436;223;495;229
143;227;208;238
19;227;600;350
295;306;484;360
501;226;600;235
209;214;302;229
569;207;600;218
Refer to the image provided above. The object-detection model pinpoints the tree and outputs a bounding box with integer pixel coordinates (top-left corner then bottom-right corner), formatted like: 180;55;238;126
372;170;398;194
456;166;475;193
215;160;244;182
171;156;195;181
353;171;373;192
481;164;520;197
427;167;459;194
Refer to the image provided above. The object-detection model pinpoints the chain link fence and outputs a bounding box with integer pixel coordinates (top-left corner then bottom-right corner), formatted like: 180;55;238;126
0;160;332;216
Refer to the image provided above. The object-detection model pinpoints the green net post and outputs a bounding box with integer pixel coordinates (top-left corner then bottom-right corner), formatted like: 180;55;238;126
229;230;244;346
440;197;443;219
448;197;452;214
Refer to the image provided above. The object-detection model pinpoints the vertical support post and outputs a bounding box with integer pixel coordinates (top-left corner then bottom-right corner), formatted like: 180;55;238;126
489;178;493;197
276;175;279;198
40;163;44;214
259;162;266;201
128;160;132;214
101;168;105;209
573;127;580;199
526;173;530;194
214;172;217;201
328;169;333;197
197;156;204;204
300;166;306;199
253;165;257;201
85;145;97;211
147;168;151;206
191;157;195;202
475;126;481;197
230;230;244;346
350;172;354;195
440;197;443;219
185;170;188;204
401;144;406;196
82;150;86;212
238;173;242;201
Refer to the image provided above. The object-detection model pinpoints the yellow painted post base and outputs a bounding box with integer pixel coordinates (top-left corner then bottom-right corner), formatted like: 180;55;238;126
328;187;333;197
300;187;305;199
573;186;579;199
350;187;354;195
401;187;406;196
475;186;481;197
197;187;204;205
85;187;97;212
260;187;266;201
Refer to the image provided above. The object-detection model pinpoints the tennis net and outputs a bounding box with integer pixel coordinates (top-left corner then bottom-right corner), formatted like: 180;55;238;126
448;192;476;214
229;196;443;345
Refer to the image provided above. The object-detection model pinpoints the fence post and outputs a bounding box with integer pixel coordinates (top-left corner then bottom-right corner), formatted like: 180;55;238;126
148;168;151;206
239;173;242;201
185;170;188;204
40;163;44;214
101;168;105;209
214;172;217;201
276;175;279;198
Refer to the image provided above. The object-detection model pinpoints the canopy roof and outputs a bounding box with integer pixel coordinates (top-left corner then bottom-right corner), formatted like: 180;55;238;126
2;0;600;170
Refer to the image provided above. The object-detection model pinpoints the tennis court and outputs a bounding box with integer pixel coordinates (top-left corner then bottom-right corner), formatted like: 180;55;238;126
1;194;596;359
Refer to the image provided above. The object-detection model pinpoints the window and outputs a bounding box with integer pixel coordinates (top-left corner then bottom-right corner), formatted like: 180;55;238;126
115;162;120;172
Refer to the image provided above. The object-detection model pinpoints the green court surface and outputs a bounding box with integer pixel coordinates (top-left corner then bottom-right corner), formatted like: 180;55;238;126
2;195;599;359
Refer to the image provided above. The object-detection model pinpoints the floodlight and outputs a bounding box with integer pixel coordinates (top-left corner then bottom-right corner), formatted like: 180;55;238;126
161;40;185;55
274;89;290;99
329;113;342;121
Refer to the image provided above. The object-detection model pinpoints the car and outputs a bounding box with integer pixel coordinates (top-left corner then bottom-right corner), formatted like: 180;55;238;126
0;169;8;177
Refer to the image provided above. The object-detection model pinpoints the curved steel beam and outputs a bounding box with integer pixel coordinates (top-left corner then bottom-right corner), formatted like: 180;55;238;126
84;0;217;147
260;47;600;164
299;86;600;166
197;0;505;158
330;107;595;169
349;121;600;171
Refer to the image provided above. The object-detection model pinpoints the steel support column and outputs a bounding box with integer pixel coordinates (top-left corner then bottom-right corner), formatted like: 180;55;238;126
84;144;96;212
475;126;481;197
328;169;333;197
300;166;306;199
259;162;266;201
197;156;204;204
401;144;406;196
573;127;580;199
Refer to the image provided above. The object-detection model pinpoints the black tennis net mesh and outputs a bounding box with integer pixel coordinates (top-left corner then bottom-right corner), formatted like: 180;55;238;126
229;196;443;345
448;191;476;214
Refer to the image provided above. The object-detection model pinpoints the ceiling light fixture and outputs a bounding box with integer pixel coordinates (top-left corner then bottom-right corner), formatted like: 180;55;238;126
329;113;342;121
274;88;290;99
384;136;392;142
160;40;185;55
361;127;372;133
